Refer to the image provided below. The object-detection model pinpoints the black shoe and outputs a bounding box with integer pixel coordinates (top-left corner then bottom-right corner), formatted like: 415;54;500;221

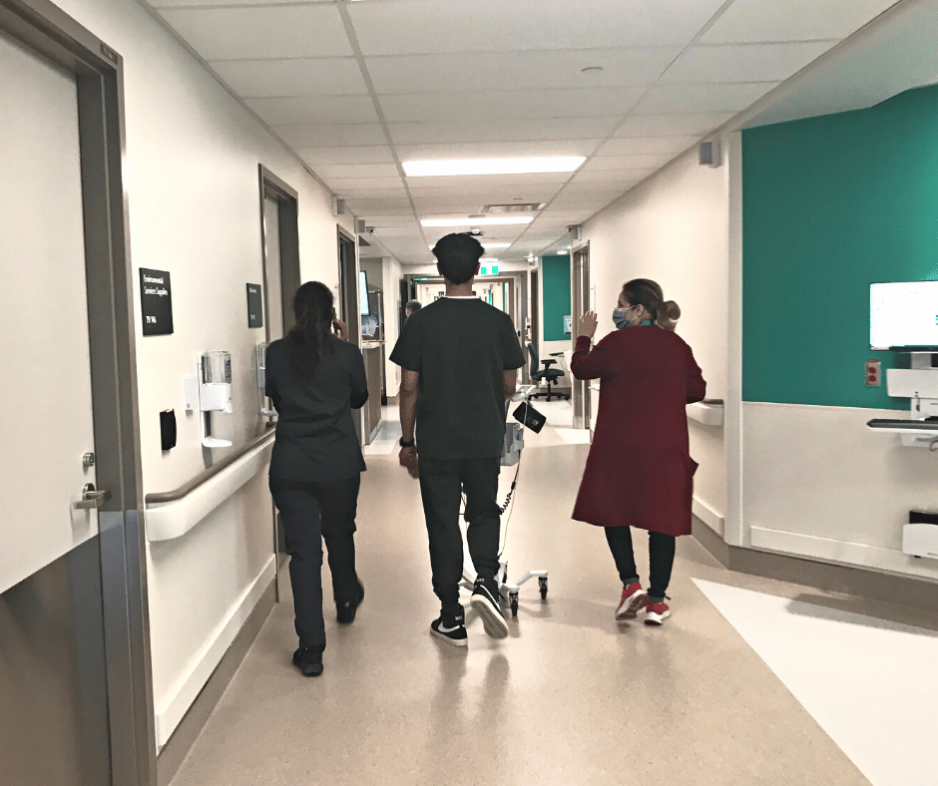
470;577;509;639
292;646;324;677
337;580;365;624
430;610;468;647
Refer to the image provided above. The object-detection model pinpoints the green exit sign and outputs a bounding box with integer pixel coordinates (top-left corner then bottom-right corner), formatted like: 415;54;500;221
479;265;499;276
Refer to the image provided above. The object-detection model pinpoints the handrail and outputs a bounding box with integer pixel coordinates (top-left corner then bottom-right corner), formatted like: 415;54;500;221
144;428;275;506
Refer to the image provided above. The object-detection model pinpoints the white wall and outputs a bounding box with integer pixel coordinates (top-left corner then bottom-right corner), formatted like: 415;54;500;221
50;0;357;748
382;256;403;395
581;144;730;533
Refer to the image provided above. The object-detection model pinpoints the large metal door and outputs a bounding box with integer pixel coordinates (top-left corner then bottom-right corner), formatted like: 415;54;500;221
0;29;110;785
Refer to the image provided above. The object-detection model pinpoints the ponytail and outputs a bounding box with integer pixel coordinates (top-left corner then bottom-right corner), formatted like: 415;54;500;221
287;281;335;377
622;278;681;331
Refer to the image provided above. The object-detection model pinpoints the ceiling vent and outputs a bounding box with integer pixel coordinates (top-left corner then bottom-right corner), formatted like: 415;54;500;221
482;202;544;214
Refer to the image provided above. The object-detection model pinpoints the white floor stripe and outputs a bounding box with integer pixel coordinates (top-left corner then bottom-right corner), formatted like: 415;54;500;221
693;579;938;786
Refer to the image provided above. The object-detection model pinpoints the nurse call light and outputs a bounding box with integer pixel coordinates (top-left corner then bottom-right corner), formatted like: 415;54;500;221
870;281;938;350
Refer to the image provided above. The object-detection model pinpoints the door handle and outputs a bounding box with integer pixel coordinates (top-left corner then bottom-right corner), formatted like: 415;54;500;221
74;483;111;510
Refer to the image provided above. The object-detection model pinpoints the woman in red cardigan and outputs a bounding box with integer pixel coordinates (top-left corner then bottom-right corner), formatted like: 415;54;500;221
572;279;706;625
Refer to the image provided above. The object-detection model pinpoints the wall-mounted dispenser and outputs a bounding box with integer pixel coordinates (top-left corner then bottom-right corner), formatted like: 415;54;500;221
255;342;276;419
183;351;233;448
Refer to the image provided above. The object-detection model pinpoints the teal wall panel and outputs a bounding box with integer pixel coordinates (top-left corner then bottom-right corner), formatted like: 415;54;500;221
742;85;938;409
542;255;571;341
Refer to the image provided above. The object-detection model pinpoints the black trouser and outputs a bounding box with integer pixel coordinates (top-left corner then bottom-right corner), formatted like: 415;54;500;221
418;456;501;617
269;475;361;650
604;526;676;601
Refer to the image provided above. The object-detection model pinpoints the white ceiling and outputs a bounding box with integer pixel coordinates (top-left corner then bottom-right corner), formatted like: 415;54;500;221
145;0;905;264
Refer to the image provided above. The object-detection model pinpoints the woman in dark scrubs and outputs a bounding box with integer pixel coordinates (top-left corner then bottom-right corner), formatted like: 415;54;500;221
572;279;705;626
266;281;368;676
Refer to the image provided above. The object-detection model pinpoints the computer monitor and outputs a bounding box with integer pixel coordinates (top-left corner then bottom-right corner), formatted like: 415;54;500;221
870;281;938;350
359;270;370;316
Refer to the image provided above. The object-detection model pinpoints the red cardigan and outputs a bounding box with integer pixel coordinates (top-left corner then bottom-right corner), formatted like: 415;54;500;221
571;327;706;536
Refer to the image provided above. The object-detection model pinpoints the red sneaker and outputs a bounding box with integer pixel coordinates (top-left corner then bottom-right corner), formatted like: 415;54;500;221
644;598;671;626
615;582;647;620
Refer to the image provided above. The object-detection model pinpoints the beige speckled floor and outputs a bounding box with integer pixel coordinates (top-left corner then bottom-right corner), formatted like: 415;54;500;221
167;436;936;786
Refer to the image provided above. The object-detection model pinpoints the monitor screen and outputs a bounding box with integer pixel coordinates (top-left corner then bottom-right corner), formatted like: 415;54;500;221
359;271;370;316
871;281;938;350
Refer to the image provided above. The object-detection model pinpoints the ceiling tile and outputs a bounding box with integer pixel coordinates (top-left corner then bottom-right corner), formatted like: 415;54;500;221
348;0;727;55
275;124;387;147
313;164;401;180
632;82;780;114
379;87;646;123
366;48;680;94
246;96;378;125
701;0;900;44
210;58;368;98
567;171;644;187
296;146;396;165
583;154;673;170
394;140;604;160
337;188;409;200
405;173;572;190
158;6;353;60
389;117;621;144
551;189;627;205
613;112;737;137
596;135;701;155
362;215;419;226
659;42;838;84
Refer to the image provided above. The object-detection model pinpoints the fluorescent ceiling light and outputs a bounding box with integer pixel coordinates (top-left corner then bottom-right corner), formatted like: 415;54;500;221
421;217;533;227
480;257;499;263
404;157;585;178
428;242;511;249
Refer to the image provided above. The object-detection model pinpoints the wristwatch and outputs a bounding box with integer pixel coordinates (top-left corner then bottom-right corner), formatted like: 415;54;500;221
399;437;415;448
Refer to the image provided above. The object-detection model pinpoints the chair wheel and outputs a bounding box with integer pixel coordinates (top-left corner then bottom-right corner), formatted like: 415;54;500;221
538;577;548;600
510;593;519;617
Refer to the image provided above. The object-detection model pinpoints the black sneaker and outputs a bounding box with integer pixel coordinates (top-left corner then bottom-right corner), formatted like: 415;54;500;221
470;577;509;639
292;646;323;677
337;580;365;624
430;610;468;647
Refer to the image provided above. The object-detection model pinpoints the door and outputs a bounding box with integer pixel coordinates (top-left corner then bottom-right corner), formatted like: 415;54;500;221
0;30;111;785
263;196;285;342
337;230;362;442
572;245;591;429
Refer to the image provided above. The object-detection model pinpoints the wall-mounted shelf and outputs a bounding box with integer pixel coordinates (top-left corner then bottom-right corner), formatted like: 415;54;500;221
688;399;724;426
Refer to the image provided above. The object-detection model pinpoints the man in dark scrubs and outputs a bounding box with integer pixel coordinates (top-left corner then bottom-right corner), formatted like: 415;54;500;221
391;233;525;646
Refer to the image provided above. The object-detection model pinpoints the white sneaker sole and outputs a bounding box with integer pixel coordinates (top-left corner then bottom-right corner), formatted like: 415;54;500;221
430;627;468;647
470;594;509;639
615;591;648;620
644;609;671;625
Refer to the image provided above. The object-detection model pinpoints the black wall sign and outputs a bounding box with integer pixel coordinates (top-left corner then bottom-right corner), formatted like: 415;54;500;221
140;268;174;336
247;283;263;328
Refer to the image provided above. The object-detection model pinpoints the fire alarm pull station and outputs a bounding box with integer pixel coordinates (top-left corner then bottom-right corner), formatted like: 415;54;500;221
865;359;881;387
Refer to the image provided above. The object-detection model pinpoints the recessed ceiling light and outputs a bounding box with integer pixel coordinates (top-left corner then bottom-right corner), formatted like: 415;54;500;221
421;217;534;227
404;157;586;178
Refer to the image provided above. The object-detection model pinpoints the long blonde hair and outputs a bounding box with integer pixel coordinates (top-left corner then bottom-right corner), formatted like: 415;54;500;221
622;279;681;331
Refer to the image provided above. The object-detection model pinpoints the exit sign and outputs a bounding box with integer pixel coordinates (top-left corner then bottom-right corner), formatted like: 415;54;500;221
479;265;499;276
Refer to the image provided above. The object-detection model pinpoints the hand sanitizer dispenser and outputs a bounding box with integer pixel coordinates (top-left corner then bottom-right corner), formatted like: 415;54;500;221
255;343;276;419
198;351;232;448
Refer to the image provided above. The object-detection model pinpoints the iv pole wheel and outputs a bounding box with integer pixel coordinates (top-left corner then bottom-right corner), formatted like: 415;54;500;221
539;576;548;600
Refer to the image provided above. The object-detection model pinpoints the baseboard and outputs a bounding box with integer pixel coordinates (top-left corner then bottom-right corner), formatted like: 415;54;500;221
692;496;724;536
156;573;276;786
154;554;277;749
692;517;938;614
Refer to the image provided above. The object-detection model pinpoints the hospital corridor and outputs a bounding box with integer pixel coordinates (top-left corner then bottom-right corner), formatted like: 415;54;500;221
2;0;938;785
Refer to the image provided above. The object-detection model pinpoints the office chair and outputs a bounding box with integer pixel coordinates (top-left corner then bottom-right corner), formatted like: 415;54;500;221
527;343;569;402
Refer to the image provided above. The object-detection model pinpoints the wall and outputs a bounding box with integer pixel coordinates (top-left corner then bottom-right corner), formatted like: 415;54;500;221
741;85;938;582
382;256;403;394
581;144;731;533
49;0;357;748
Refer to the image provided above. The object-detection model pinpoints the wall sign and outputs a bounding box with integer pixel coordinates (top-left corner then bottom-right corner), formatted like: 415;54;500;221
139;268;174;336
246;283;263;328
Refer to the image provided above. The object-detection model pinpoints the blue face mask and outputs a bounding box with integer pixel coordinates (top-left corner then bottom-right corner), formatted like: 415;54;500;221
613;306;635;329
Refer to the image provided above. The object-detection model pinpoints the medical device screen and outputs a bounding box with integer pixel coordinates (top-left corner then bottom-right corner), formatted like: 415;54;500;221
871;281;938;350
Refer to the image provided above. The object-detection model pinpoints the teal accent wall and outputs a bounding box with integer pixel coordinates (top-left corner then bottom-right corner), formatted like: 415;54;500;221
542;254;571;341
742;85;938;409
